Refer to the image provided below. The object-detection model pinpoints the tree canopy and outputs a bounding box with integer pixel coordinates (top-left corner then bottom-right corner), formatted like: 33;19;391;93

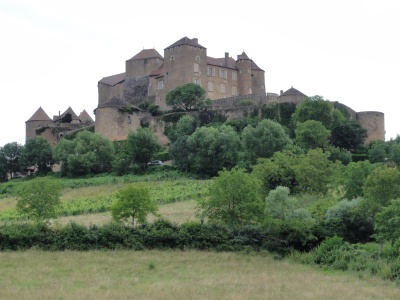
166;83;209;111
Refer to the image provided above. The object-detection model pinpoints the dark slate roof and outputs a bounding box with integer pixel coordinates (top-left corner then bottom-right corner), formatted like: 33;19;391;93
251;60;264;72
55;107;80;122
165;37;206;50
237;51;250;60
26;107;52;122
281;87;307;96
98;72;125;86
127;49;163;62
207;56;237;69
79;110;94;123
99;97;133;108
150;63;164;77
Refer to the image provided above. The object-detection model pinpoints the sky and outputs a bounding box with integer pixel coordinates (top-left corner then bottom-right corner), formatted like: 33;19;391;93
1;0;399;147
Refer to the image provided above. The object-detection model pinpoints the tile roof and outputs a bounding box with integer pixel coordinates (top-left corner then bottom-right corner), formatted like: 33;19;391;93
98;72;125;86
165;36;206;50
150;63;164;77
26;107;52;122
237;51;250;60
127;49;163;62
207;56;237;69
79;110;94;123
281;87;306;96
99;97;133;108
55;107;80;122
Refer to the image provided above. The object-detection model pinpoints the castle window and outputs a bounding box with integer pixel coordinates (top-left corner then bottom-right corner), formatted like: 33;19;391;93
232;86;237;95
194;63;199;73
248;68;251;73
220;83;226;93
219;69;227;79
193;77;200;85
127;115;131;124
170;56;175;61
207;67;215;76
195;55;200;62
157;79;164;90
208;81;214;92
232;72;237;81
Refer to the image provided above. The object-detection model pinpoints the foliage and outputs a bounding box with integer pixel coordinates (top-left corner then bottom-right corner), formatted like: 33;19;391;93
330;120;368;152
327;146;352;166
0;148;8;182
111;184;157;225
224;117;260;133
166;83;209;111
294;120;331;150
138;102;163;116
260;102;297;129
16;177;62;223
265;186;297;220
166;114;198;143
368;140;388;163
1;142;24;179
388;143;400;167
199;167;264;226
374;199;400;245
126;127;160;170
341;161;380;199
162;112;187;123
242;119;292;165
53;130;115;177
363;166;400;215
21;136;55;174
291;96;345;130
175;125;241;177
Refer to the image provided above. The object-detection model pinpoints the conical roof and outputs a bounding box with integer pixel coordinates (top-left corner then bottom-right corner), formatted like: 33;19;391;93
58;107;80;121
237;51;250;61
26;107;52;122
79;110;94;123
281;87;306;96
165;37;206;50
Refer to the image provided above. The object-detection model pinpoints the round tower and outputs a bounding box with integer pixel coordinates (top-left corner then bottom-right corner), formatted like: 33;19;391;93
356;111;385;144
236;52;252;95
25;107;54;142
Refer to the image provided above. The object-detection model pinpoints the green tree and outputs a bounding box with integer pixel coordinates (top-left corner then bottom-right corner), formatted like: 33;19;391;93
265;186;297;220
242;119;292;165
16;177;62;223
368;140;388;163
53;131;115;176
199;167;264;225
0;147;8;182
185;125;241;177
330;120;368;152
2;142;24;178
327;146;352;166
21;137;54;174
363;167;400;215
374;199;400;245
167;114;198;142
291;96;345;130
111;184;157;225
166;83;209;111
126;127;160;170
294;120;331;150
388;143;400;167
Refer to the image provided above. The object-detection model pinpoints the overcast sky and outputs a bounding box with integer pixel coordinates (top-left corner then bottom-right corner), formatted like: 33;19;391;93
1;0;399;147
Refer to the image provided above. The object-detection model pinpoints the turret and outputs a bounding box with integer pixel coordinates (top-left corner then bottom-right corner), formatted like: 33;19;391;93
236;52;252;95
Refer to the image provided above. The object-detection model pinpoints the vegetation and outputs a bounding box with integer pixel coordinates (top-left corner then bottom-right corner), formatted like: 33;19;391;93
166;83;210;111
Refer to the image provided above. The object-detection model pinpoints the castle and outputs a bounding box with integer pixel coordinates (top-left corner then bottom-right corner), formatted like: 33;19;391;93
26;36;385;145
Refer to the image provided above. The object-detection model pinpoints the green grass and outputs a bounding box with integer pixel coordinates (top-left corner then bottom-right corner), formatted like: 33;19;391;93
1;250;399;300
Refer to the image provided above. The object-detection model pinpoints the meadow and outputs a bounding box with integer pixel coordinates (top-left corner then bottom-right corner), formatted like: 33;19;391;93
1;173;400;299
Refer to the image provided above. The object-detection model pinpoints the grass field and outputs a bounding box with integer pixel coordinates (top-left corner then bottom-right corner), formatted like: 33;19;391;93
1;250;399;300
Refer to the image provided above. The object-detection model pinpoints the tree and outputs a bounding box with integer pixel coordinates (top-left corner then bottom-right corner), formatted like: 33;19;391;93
111;184;157;225
53;131;115;176
126;127;160;170
368;140;388;163
167;114;198;143
0;148;8;182
327;146;352;166
291;96;345;130
242;119;292;165
330;120;368;152
294;120;331;150
363;167;400;215
388;143;400;167
374;199;400;245
185;125;241;177
16;177;62;223
21;137;55;174
166;83;209;111
199;167;264;226
265;186;297;220
2;142;24;178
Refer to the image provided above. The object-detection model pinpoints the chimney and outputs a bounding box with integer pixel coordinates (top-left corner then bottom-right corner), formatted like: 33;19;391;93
225;52;229;67
280;90;283;95
192;38;198;44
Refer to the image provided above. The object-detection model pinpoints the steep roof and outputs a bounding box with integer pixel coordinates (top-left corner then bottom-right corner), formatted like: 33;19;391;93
251;60;264;72
99;97;133;108
281;87;307;96
79;110;94;123
98;72;125;86
127;49;163;62
237;51;250;60
150;63;164;77
26;107;52;122
165;36;206;50
55;107;80;122
207;56;237;69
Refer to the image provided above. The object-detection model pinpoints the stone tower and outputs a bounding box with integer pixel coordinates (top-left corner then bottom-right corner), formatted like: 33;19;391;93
236;52;253;95
25;107;53;141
